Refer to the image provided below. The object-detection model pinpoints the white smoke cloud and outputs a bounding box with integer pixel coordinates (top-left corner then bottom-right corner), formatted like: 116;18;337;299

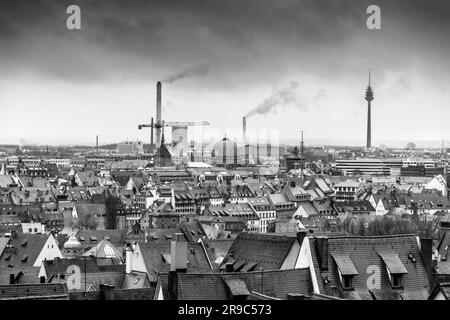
163;64;210;84
246;81;308;117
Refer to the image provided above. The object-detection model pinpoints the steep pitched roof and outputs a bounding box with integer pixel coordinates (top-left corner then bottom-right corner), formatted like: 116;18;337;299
83;239;123;259
221;232;297;271
316;235;430;300
0;233;50;268
138;242;215;282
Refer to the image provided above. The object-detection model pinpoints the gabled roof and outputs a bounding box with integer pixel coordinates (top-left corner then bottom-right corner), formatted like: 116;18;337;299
83;239;123;259
137;241;215;282
221;232;297;271
0;233;50;268
428;282;450;300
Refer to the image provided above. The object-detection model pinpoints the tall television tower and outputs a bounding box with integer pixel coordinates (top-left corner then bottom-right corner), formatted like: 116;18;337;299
365;70;374;149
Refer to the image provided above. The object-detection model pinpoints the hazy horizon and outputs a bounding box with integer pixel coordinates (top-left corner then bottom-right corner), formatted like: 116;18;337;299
1;1;450;147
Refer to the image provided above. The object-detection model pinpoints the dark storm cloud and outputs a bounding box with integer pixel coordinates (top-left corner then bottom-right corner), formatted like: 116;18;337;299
1;0;450;85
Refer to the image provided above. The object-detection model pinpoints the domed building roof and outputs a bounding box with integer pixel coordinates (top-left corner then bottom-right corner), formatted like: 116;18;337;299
211;136;238;167
64;234;81;249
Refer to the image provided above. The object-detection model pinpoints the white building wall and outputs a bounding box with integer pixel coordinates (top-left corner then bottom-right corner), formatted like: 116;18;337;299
33;235;63;267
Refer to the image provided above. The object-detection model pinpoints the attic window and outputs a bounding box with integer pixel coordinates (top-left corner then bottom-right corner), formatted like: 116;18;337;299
21;255;28;262
21;239;28;246
391;274;404;289
165;235;172;240
377;250;408;289
90;236;97;242
4;255;10;261
79;236;85;242
342;275;354;290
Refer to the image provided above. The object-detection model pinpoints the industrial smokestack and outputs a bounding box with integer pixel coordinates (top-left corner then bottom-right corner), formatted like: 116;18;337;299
243;116;248;165
150;117;154;154
242;116;247;145
156;81;162;148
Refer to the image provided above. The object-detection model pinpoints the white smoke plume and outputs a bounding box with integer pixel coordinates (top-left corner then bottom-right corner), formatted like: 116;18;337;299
246;81;308;118
163;64;210;84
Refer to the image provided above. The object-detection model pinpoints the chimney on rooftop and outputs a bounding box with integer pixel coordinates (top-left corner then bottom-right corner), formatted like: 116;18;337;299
9;274;15;285
170;233;187;272
225;262;234;273
420;237;433;283
315;236;328;271
125;246;133;274
100;284;116;300
296;230;307;246
168;233;187;300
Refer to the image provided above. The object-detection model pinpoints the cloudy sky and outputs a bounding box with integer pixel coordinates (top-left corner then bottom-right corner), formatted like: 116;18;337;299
1;0;449;147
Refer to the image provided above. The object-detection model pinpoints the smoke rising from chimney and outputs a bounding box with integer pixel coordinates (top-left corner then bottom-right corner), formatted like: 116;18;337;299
163;64;210;84
246;81;307;118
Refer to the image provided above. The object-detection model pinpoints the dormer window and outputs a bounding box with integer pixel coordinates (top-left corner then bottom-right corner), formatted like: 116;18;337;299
377;250;408;289
391;274;404;288
342;275;354;290
331;252;358;291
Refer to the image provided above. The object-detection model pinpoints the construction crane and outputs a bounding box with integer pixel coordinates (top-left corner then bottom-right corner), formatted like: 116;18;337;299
138;81;209;154
138;118;209;154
